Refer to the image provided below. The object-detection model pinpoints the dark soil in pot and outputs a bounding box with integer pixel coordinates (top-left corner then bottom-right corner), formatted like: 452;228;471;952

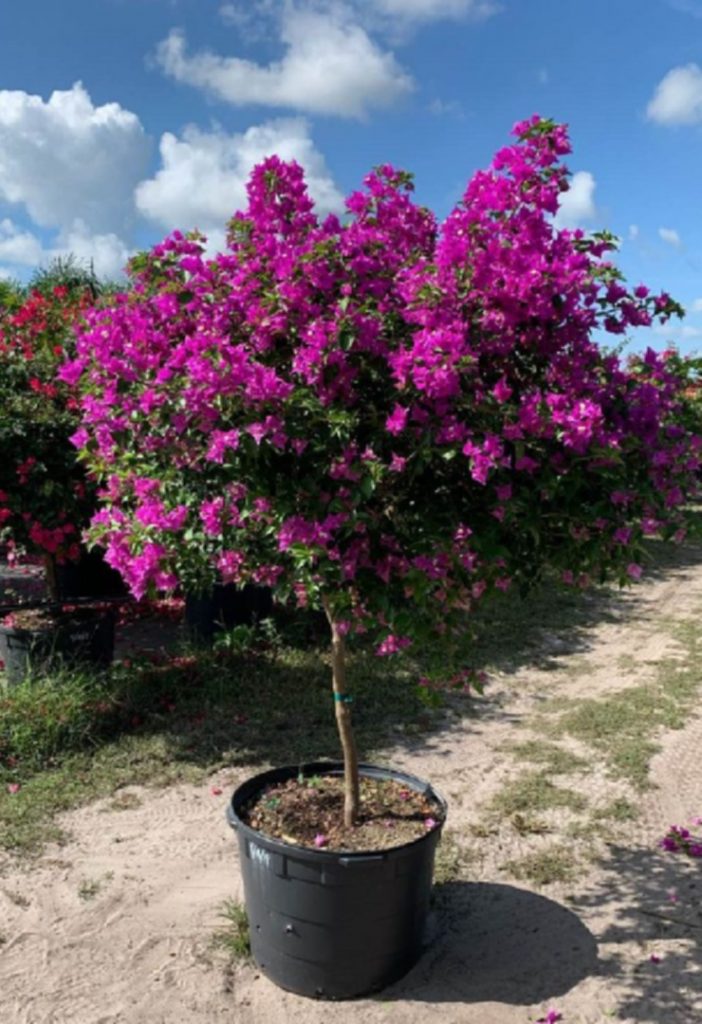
241;771;442;851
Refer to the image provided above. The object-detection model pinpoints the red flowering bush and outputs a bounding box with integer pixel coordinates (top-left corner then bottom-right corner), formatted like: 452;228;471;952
65;117;700;821
0;280;99;590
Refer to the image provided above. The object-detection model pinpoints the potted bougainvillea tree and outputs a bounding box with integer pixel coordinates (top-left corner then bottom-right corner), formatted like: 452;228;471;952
0;264;118;682
65;117;700;997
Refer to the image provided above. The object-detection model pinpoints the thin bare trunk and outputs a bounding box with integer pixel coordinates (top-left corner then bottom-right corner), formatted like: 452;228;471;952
322;595;360;827
43;554;59;603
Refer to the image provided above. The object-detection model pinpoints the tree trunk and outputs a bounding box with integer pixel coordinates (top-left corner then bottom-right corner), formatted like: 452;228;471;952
322;595;360;827
43;554;59;603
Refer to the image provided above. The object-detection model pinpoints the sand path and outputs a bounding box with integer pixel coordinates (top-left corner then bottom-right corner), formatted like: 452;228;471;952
2;553;702;1024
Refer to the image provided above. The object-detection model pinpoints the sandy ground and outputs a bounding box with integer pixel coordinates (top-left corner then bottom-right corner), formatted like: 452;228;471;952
2;555;702;1023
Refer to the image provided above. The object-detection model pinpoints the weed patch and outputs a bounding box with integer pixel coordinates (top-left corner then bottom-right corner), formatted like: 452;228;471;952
505;844;578;885
541;659;700;789
212;900;251;962
506;740;586;776
490;771;587;818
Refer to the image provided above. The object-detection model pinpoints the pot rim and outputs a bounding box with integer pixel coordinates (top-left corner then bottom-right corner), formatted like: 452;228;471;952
227;760;447;861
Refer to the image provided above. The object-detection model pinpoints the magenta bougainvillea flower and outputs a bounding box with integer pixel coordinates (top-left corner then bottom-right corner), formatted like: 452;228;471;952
60;117;702;828
63;116;699;662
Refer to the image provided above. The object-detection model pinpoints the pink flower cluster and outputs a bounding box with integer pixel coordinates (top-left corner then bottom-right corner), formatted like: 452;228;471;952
660;822;702;858
63;117;700;648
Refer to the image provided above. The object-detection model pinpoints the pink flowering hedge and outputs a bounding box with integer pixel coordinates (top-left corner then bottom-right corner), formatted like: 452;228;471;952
63;116;700;652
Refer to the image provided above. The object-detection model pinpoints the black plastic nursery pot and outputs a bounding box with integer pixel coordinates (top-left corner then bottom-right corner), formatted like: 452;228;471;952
56;548;127;601
227;762;446;1000
185;583;273;644
0;606;116;685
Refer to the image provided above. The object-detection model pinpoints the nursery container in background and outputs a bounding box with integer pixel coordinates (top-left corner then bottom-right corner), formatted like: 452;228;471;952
0;605;115;685
185;583;273;644
56;547;127;601
227;761;446;1000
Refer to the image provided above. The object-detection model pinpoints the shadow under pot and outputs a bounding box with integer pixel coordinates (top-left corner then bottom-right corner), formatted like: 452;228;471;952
0;604;115;686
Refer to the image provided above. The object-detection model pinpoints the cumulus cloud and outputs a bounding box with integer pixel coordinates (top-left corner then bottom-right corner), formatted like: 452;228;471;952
54;221;130;279
659;226;682;247
647;63;702;125
0;82;151;234
366;0;497;20
155;8;413;119
0;219;44;266
554;170;597;228
136;118;343;238
0;219;129;281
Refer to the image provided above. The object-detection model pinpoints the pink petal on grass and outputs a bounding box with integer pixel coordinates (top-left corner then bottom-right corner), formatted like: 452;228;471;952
7;783;20;795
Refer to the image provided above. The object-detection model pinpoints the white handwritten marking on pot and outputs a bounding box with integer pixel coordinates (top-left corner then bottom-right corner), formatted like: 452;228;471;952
249;843;271;868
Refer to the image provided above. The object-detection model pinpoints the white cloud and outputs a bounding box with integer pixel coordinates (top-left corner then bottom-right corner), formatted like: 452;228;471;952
54;221;130;280
0;219;129;281
659;226;682;247
0;82;151;234
218;0;277;37
155;8;413;119
136;119;343;237
646;63;702;125
667;0;702;17
554;171;597;228
219;2;246;26
691;297;702;312
653;322;702;344
366;0;497;21
428;98;463;117
0;219;44;266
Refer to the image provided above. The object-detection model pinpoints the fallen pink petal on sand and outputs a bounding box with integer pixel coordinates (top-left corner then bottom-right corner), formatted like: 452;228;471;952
210;786;223;796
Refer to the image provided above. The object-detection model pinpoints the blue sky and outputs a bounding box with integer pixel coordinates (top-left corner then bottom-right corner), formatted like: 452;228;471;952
0;0;701;351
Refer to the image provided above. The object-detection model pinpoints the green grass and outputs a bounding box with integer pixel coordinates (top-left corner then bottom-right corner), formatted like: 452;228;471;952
593;797;639;823
489;770;587;818
78;873;112;901
433;829;475;886
212;900;251;962
540;656;700;789
0;634;435;856
505;844;578;885
506;740;587;775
